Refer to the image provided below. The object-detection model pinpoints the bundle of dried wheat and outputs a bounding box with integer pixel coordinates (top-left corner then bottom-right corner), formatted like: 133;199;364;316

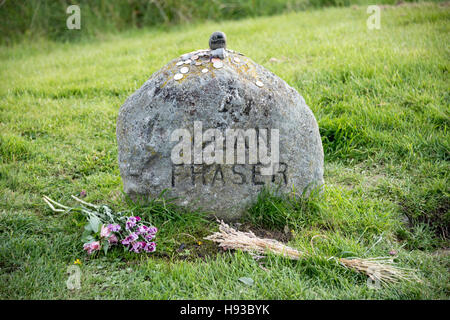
338;257;420;285
205;220;305;260
205;220;420;285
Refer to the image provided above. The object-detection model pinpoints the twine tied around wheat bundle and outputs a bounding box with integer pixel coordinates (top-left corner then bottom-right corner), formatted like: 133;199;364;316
204;220;420;286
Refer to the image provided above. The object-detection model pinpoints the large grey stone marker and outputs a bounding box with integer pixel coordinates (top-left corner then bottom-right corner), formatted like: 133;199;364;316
117;32;324;219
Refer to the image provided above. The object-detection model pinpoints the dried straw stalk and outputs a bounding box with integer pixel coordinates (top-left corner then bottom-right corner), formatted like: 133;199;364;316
205;220;420;285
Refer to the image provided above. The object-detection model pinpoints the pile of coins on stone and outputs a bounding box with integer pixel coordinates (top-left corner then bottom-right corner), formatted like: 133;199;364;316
173;49;225;81
173;49;264;89
173;31;264;88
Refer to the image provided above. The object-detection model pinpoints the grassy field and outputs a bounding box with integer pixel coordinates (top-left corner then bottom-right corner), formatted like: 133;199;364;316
0;3;449;299
0;0;419;44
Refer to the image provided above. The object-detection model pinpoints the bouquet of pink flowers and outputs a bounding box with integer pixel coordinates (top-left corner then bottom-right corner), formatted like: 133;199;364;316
43;195;158;256
82;215;158;256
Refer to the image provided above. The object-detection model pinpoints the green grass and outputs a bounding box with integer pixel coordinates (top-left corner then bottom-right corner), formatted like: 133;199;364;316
0;0;422;44
0;3;449;299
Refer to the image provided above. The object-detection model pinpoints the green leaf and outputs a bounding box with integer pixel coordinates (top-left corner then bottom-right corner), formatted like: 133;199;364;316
238;277;254;286
81;225;94;243
103;241;110;255
89;216;101;234
81;235;94;243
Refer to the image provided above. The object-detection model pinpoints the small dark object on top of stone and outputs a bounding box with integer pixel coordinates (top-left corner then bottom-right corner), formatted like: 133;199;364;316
209;31;227;50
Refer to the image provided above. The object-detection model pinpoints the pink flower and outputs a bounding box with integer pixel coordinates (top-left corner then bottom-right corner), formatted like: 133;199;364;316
136;225;148;234
100;225;111;238
108;234;118;244
91;241;100;250
83;241;101;255
144;233;155;241
121;233;138;246
143;242;156;253
126;217;137;230
131;241;145;253
107;224;121;232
